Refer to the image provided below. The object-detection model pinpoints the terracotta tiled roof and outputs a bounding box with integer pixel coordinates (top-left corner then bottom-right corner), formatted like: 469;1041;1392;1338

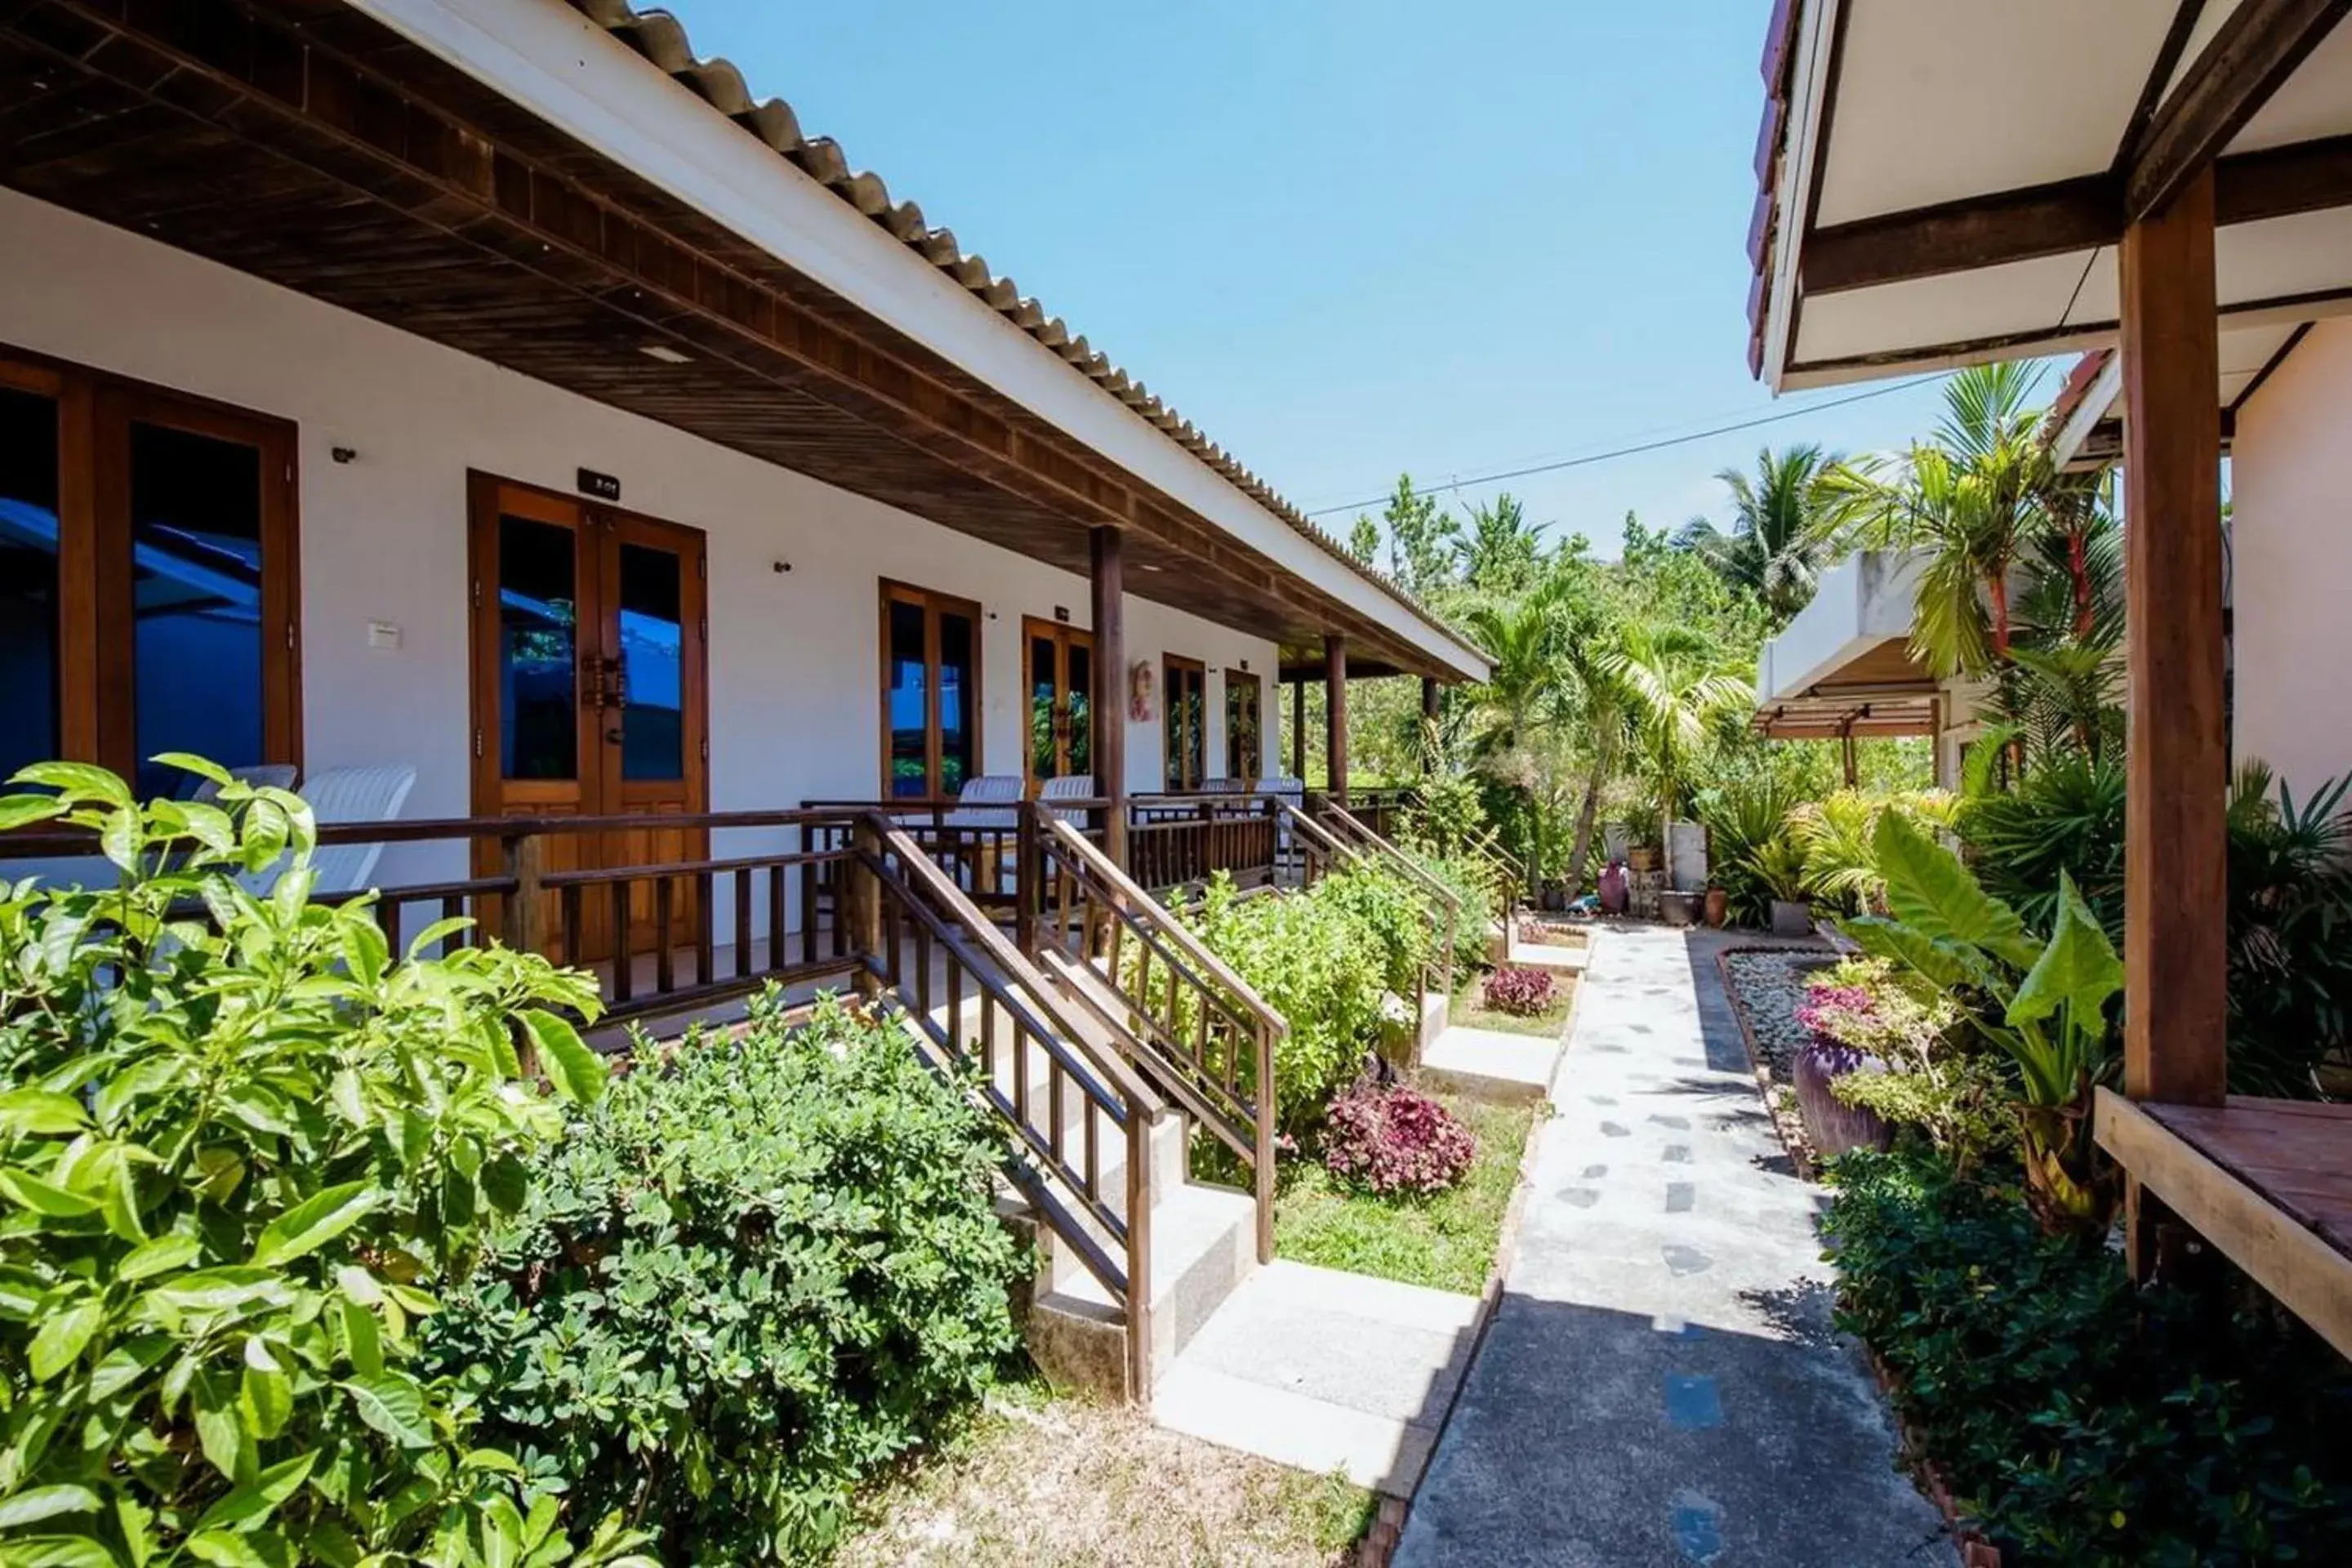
1747;0;1804;379
571;1;1467;649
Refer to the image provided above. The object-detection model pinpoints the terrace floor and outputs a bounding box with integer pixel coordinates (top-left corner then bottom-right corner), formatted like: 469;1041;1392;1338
1396;925;1957;1566
2095;1089;2352;1359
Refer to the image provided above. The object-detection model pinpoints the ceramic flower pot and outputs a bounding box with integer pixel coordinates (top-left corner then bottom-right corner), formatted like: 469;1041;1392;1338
1793;1040;1893;1158
1704;888;1728;927
1770;898;1814;938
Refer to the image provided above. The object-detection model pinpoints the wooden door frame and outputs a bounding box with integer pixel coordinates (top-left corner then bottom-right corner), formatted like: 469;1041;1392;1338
1224;666;1262;782
1163;653;1206;791
465;470;710;821
2;341;300;780
877;578;985;800
1019;614;1096;791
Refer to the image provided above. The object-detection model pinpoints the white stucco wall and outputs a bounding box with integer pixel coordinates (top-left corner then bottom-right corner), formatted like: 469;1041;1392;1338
2230;318;2352;799
0;189;1280;900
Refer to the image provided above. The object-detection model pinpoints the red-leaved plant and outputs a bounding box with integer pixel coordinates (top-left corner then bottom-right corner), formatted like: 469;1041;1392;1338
1322;1083;1478;1196
1481;965;1557;1016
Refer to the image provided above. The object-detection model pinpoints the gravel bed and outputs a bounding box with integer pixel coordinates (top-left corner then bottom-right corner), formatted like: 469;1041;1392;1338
1720;948;1837;1080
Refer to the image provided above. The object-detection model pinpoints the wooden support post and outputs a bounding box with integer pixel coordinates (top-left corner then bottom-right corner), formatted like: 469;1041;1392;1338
2120;162;2230;1113
1091;526;1129;870
1840;719;1858;788
2120;163;2229;1278
1290;675;1306;780
847;816;886;999
499;831;548;956
1421;676;1441;773
1325;635;1349;806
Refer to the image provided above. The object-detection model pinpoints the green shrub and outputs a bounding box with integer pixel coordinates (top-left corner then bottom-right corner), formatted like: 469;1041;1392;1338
1695;778;1802;926
0;760;645;1567
1799;958;2014;1176
1314;865;1437;998
424;989;1027;1563
1824;1149;2352;1566
1185;870;1409;1134
1399;840;1498;979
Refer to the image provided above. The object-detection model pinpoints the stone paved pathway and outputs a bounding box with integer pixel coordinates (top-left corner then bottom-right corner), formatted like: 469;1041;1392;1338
1396;925;1957;1567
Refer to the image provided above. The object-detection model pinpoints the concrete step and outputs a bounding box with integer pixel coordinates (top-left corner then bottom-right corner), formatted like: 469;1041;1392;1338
1419;1023;1565;1104
1154;1261;1482;1496
1040;1180;1258;1388
1508;936;1589;973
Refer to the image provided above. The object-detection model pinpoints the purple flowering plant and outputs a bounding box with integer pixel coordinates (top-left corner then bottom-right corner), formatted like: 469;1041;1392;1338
1322;1082;1478;1196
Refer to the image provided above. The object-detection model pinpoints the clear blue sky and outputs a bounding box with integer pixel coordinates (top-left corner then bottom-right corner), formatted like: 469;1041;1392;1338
671;0;1962;556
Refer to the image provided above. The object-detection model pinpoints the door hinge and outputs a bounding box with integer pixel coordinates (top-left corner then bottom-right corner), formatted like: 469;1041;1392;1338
471;578;482;608
699;737;708;762
697;554;707;580
699;614;708;641
286;621;296;651
473;727;483;760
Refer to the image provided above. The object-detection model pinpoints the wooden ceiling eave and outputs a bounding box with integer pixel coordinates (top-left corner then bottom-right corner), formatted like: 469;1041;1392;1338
0;0;1458;678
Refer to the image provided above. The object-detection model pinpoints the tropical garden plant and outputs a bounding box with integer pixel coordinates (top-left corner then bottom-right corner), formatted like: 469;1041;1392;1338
1676;443;1839;625
426;989;1027;1562
1842;813;2121;1236
0;760;647;1568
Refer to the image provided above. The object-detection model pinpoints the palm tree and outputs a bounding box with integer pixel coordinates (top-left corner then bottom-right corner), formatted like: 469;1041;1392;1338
1818;363;2055;678
1677;445;1838;623
1456;493;1546;595
1603;621;1755;866
1559;632;1636;896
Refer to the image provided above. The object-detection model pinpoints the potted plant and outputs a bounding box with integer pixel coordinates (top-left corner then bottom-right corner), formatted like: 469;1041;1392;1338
1703;885;1728;927
1760;837;1813;937
1659;889;1698;926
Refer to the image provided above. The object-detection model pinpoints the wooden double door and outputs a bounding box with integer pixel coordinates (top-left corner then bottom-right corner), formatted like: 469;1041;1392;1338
468;474;708;962
1022;617;1095;791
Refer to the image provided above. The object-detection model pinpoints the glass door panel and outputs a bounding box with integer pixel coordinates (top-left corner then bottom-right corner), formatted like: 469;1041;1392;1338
0;387;60;783
1164;656;1205;791
496;512;582;783
1067;640;1093;780
938;608;976;797
127;421;266;802
615;541;684;782
887;597;930;798
1022;618;1095;788
1226;670;1262;782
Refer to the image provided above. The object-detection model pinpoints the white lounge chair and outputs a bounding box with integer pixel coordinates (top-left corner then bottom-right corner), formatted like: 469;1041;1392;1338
1039;773;1095;825
939;774;1022;830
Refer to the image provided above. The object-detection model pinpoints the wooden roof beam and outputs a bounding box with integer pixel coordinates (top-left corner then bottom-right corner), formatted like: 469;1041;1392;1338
2127;0;2352;221
1806;135;2352;296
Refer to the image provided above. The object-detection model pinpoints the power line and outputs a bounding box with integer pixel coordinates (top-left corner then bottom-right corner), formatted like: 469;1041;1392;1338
1301;374;1943;518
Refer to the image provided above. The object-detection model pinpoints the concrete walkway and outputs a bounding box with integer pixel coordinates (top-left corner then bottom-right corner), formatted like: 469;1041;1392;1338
1397;926;1956;1567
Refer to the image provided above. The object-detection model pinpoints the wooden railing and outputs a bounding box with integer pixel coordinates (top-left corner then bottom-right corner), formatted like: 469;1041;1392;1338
1307;795;1462;1000
1126;794;1281;893
1018;802;1281;1263
849;813;1162;1395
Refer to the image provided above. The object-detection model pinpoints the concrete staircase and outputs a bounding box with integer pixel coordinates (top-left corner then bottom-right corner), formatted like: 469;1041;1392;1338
913;963;1261;1401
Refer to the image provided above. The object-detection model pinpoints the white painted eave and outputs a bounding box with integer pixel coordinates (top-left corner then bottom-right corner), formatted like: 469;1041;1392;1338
343;0;1488;682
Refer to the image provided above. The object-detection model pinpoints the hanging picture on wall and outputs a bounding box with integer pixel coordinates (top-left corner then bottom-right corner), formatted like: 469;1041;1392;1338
1128;658;1156;723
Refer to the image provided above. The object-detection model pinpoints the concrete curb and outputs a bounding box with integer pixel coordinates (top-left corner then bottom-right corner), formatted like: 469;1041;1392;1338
1712;942;1826;1182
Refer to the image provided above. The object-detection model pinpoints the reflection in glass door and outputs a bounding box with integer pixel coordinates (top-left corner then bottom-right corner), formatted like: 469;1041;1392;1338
1022;617;1094;790
1224;669;1262;784
1164;655;1205;791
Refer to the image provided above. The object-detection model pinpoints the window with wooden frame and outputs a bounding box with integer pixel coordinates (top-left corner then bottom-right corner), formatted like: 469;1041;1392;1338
880;580;982;800
0;346;299;799
1224;668;1262;783
1163;653;1205;791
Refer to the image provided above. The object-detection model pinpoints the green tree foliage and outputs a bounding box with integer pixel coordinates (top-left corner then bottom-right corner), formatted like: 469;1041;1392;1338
0;760;648;1568
425;991;1027;1562
1675;444;1839;625
1454;493;1544;597
1345;514;1380;566
1377;475;1460;598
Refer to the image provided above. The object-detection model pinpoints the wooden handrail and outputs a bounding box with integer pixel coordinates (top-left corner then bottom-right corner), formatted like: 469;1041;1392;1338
866;816;1165;1120
538;846;847;888
1031;807;1286;1040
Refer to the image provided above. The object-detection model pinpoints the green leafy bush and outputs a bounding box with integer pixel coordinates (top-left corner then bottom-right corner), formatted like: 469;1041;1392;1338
1314;865;1437;999
1799;958;2013;1175
1399;842;1497;982
424;989;1027;1563
1695;778;1802;926
1185;870;1410;1134
0;760;644;1567
1825;1150;2352;1566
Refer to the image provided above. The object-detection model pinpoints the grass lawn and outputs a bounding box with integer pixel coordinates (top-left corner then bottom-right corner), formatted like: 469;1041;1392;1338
1274;1089;1539;1295
1449;971;1577;1039
837;1378;1374;1566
